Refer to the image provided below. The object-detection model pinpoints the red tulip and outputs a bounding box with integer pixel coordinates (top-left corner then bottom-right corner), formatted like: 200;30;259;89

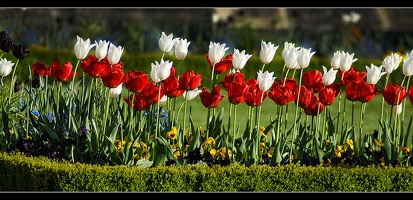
345;81;379;103
124;70;149;93
206;53;233;74
179;70;202;91
319;83;341;105
245;78;267;106
31;61;51;78
302;70;323;93
80;54;110;78
101;62;124;88
50;60;77;83
339;67;366;84
226;81;248;105
220;71;245;90
200;86;225;108
141;82;164;104
296;85;314;108
304;95;324;116
124;93;150;111
382;83;407;105
268;78;298;105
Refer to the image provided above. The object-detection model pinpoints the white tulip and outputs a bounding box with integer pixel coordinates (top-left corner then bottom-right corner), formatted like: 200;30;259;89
330;50;343;70
259;40;278;64
339;52;358;72
0;58;14;77
366;63;385;84
174;38;191;61
183;88;202;100
109;83;123;99
94;39;109;60
382;52;402;75
158;32;175;53
297;47;316;69
402;56;413;77
208;41;229;64
74;35;96;60
108;43;124;65
322;65;337;86
233;48;252;71
257;70;276;91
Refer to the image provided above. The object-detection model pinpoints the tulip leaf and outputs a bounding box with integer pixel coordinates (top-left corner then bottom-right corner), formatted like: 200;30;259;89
37;121;60;143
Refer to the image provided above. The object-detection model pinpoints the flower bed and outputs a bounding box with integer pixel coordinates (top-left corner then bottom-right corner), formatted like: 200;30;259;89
0;30;413;168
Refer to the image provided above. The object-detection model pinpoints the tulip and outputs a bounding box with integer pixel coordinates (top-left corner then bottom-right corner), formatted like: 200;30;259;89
382;52;402;75
257;70;276;92
206;54;233;74
108;43;124;65
339;52;358;73
158;32;175;53
208;41;229;65
80;55;110;78
366;63;385;84
330;50;343;70
382;83;407;105
392;104;402;115
50;60;77;82
302;70;323;93
200;86;225;108
245;79;268;106
342;11;361;24
109;83;123;99
94;39;109;60
282;41;298;60
0;31;14;53
296;47;315;69
259;40;278;64
158;95;168;107
402;55;413;77
150;59;173;83
179;70;202;91
0;58;14;77
233;48;252;71
124;70;149;93
74;35;96;60
101;63;124;88
12;44;30;60
322;65;338;86
174;38;191;61
283;48;299;70
183;88;201;100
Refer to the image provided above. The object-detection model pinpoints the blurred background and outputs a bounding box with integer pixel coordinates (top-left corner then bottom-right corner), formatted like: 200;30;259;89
1;7;413;59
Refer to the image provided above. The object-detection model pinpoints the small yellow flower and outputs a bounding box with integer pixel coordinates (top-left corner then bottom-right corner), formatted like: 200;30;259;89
173;151;180;158
202;137;216;147
375;139;382;150
167;127;177;140
346;139;354;150
268;147;275;158
259;126;267;137
325;139;331;145
335;145;344;158
210;149;217;157
400;146;411;153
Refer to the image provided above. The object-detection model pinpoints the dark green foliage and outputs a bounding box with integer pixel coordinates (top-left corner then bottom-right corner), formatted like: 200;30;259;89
1;151;413;192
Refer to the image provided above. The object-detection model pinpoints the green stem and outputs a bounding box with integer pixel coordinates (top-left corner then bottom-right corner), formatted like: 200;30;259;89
102;88;111;135
8;59;19;104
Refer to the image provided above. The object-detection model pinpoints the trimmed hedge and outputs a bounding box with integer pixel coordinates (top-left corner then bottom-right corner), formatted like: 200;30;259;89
1;152;412;192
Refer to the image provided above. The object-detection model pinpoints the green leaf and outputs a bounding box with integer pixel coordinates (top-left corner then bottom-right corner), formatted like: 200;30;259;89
136;158;153;168
37;121;60;142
